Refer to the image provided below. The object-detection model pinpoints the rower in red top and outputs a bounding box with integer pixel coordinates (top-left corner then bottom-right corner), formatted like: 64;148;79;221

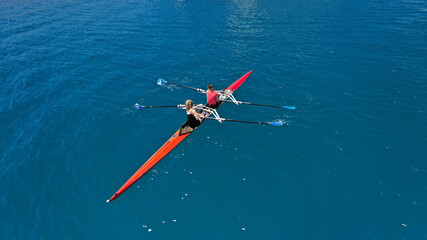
205;84;220;109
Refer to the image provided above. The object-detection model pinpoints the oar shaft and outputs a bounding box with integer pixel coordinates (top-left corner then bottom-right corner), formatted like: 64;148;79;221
223;119;271;125
135;104;185;109
145;105;180;108
222;100;283;108
205;117;270;125
242;102;283;108
168;83;201;91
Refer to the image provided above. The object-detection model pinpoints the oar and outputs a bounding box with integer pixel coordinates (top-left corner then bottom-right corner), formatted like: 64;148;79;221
135;103;185;109
205;117;283;126
157;78;205;92
221;100;295;109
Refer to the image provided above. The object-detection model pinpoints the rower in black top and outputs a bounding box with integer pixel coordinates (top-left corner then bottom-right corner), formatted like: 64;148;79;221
185;100;203;128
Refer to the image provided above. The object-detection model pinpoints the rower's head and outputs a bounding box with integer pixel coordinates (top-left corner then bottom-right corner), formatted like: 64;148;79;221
208;84;214;91
185;100;194;111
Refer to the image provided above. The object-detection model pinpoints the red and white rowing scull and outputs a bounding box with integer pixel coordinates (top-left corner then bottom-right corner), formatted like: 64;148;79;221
107;70;252;202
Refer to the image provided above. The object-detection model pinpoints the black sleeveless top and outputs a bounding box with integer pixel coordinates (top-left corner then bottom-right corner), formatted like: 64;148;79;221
187;113;200;128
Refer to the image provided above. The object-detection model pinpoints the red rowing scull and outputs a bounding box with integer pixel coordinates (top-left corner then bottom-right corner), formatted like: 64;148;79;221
108;70;252;202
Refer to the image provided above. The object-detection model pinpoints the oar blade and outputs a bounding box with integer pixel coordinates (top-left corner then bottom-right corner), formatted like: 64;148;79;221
282;106;295;110
135;103;145;109
157;78;167;86
269;121;283;126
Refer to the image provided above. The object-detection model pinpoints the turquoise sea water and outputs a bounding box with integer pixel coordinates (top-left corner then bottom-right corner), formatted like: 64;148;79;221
1;0;426;239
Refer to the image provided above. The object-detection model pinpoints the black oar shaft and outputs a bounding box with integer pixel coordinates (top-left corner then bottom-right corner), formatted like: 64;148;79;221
205;117;270;125
168;83;200;91
243;102;282;108
223;119;271;125
222;100;282;108
135;104;184;109
145;105;180;108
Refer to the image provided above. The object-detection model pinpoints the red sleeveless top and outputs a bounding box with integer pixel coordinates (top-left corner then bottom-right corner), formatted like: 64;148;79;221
206;90;218;106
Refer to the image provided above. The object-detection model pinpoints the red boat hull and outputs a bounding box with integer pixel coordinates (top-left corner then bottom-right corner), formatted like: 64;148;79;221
108;70;252;202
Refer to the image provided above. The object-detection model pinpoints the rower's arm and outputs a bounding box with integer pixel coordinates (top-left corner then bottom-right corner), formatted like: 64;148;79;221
191;109;203;121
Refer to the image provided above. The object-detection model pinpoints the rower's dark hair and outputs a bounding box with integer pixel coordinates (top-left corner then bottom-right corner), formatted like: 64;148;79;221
208;84;214;90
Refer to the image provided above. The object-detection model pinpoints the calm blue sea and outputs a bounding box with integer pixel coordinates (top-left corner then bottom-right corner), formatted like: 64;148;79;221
1;0;426;239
